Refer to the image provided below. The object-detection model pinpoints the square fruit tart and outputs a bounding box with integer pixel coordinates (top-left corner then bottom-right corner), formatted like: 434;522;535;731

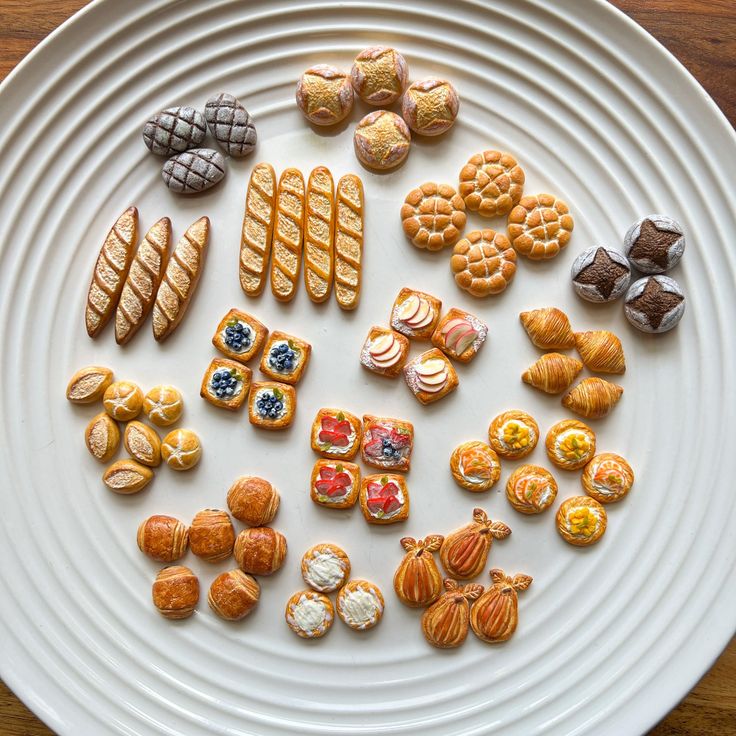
248;381;296;429
259;330;312;385
361;414;414;472
390;287;442;339
212;308;268;364
310;408;362;460
360;326;409;378
360;473;410;524
200;358;252;411
431;308;488;363
403;348;459;405
310;459;360;509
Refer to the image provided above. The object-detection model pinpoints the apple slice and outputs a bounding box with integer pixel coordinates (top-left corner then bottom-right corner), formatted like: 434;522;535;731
372;340;402;367
369;333;395;358
417;377;447;393
398;295;420;322
444;322;471;346
416;370;447;386
441;318;467;337
454;328;478;354
415;359;446;377
405;298;430;327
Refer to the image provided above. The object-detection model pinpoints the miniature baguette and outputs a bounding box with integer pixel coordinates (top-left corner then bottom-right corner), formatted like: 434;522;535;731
152;216;210;341
85;206;138;337
115;217;171;344
334;174;364;310
240;163;277;296
270;168;305;302
304;166;335;303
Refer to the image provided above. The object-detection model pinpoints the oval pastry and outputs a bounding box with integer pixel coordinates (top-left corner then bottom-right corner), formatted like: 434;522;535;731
470;569;532;644
488;410;539;460
507;193;574;260
581;453;634;503
401;78;459;136
301;543;350;593
451;229;517;297
66;365;114;404
162;148;226;195
142;106;206;156
296;65;354;126
353;110;411;170
400;182;466;251
545;419;596;471
351;46;408;105
393;535;444;608
285;590;334;639
574;330;626;374
562;377;624;419
505;465;558;514
336;579;384;631
522;353;583;395
204;92;257;157
556;496;607;546
84;412;120;463
421;578;484;649
458;150;524;217
519;307;576;350
450;441;501;492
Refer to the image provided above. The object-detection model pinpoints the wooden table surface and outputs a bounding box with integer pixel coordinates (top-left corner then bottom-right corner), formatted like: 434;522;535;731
0;0;734;734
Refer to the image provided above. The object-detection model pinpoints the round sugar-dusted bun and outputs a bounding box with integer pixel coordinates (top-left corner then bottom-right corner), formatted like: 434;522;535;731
623;214;685;274
354;110;411;170
624;275;685;334
351;46;408;105
296;64;354;126
401;78;459;136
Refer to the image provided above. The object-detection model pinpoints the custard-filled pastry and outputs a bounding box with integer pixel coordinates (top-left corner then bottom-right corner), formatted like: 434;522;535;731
211;308;268;364
248;381;296;429
393;535;444;608
488;410;539;460
458;150;524;218
270;168;305;302
519;307;575;349
403;348;459;405
311;407;362;460
574;330;626;374
421;579;484;649
336;579;384;630
431;308;488;363
390;287;441;339
301;543;351;593
259;331;311;385
562;377;624;419
285;590;334;638
581;452;634;503
361;414;414;472
310;459;360;509
545;419;596;470
360;473;409;524
556;495;607;546
200;358;252;411
450;441;501;492
522;353;583;394
470;569;532;644
505;465;558;514
360;326;410;378
507;193;574;260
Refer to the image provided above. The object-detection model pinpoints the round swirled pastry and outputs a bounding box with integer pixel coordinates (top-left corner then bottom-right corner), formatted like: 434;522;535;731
336;579;384;631
556;496;607;546
450;441;501;492
488;410;539;460
505;465;558;514
581;453;634;503
545;419;596;471
301;543;351;593
285;590;334;639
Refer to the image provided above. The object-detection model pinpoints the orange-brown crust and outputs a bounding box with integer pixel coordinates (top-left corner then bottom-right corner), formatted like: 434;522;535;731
227;476;280;526
152;565;199;619
189;509;235;562
234;527;287;575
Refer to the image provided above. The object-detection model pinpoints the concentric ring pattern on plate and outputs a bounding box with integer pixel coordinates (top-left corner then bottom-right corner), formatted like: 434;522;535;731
0;0;734;734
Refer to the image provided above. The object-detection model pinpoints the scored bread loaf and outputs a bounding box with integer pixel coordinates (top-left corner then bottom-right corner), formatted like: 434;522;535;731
240;163;277;296
270;168;305;302
303;166;335;303
334;174;364;310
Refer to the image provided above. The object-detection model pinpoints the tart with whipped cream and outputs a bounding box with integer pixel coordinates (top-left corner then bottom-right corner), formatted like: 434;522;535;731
285;590;335;638
301;543;351;593
450;441;501;492
336;579;384;631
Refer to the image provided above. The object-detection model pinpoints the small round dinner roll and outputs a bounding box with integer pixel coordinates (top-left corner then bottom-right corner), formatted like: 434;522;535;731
189;509;235;562
161;428;201;471
152;565;199;619
103;380;144;421
226;476;280;526
208;570;260;621
137;515;189;562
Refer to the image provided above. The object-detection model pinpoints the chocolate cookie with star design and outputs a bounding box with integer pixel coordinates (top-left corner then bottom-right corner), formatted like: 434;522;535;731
571;246;631;303
624;275;685;333
623;215;685;274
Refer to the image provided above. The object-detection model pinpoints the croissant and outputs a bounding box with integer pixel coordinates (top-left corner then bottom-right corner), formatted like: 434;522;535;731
522;353;583;394
574;331;626;374
519;307;575;349
562;377;624;418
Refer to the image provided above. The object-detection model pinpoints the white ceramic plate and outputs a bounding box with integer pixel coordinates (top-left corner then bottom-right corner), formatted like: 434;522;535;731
1;1;735;734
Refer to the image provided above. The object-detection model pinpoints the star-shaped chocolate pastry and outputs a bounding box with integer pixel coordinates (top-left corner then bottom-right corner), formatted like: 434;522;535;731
627;277;683;330
629;219;681;270
574;247;630;299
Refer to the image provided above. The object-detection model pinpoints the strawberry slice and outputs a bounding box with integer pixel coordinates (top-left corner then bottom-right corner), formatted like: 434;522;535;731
381;481;400;498
333;472;351;487
366;496;385;512
363;439;384;456
315;479;334;493
389;430;410;448
367;482;384;497
321;416;339;432
319;430;349;446
326;482;348;498
319;466;336;481
334;420;352;436
382;495;401;514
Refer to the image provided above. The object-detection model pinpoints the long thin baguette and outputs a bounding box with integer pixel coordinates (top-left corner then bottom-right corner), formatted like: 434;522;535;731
240;163;276;296
85;206;138;337
270;168;305;302
334;174;364;310
304;166;335;303
152;216;210;341
115;217;171;345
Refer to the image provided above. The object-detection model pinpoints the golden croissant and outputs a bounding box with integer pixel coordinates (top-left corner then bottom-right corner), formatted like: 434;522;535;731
519;307;575;349
522;353;583;394
574;331;626;374
562;377;624;418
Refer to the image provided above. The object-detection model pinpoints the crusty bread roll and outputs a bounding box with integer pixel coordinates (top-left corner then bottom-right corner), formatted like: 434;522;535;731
304;166;335;303
270;168;305;302
334;174;364;310
240;163;277;296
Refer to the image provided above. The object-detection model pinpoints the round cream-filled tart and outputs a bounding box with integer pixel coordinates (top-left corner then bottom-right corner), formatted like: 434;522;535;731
556;496;607;546
449;441;501;492
336;579;384;631
545;419;596;470
581;453;634;503
506;465;558;514
285;590;334;639
488;410;539;459
301;543;351;593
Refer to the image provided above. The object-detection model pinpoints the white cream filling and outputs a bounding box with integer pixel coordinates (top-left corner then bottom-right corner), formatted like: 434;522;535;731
304;551;347;591
339;588;383;628
290;595;330;634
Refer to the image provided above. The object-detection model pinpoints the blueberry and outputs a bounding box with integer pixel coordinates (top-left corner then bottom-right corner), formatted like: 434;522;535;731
274;401;283;411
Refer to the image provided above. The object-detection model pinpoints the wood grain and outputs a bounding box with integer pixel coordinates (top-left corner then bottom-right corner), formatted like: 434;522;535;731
0;1;733;735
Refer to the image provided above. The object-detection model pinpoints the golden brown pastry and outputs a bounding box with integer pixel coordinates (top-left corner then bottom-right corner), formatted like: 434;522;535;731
84;412;120;463
152;216;210;341
189;509;235;562
581;453;634;503
421;579;484;649
440;508;511;579
403;348;459;405
208;570;260;621
240;162;277;296
137;515;189;562
161;428;202;470
200;358;252;411
270;168;305;302
296;65;354;126
449;441;500;492
248;381;296;430
234;527;287;575
393;535;444;607
66;365;113;404
301;543;350;593
311;407;362;460
361;414;414;472
152;565;199;619
123;421;161;467
522;353;583;394
400;182;466;250
545;419;596;470
102;380;144;421
470;569;532;643
350;46;408;105
390;287;442;339
451;229;517;297
310;459;360;509
458;151;524;217
85;206;138;337
519;307;576;349
507;194;574;260
142;385;183;427
488;410;539;459
556;496;607;546
360;326;410;377
401;78;459;136
574;331;626;374
431;308;488;363
227;476;280;526
360;473;409;524
562;377;624;419
211;308;268;364
304;166;335;302
334;174;364;310
103;459;153;494
336;579;384;630
115;216;170;344
285;590;334;638
259;331;312;385
505;465;558;514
